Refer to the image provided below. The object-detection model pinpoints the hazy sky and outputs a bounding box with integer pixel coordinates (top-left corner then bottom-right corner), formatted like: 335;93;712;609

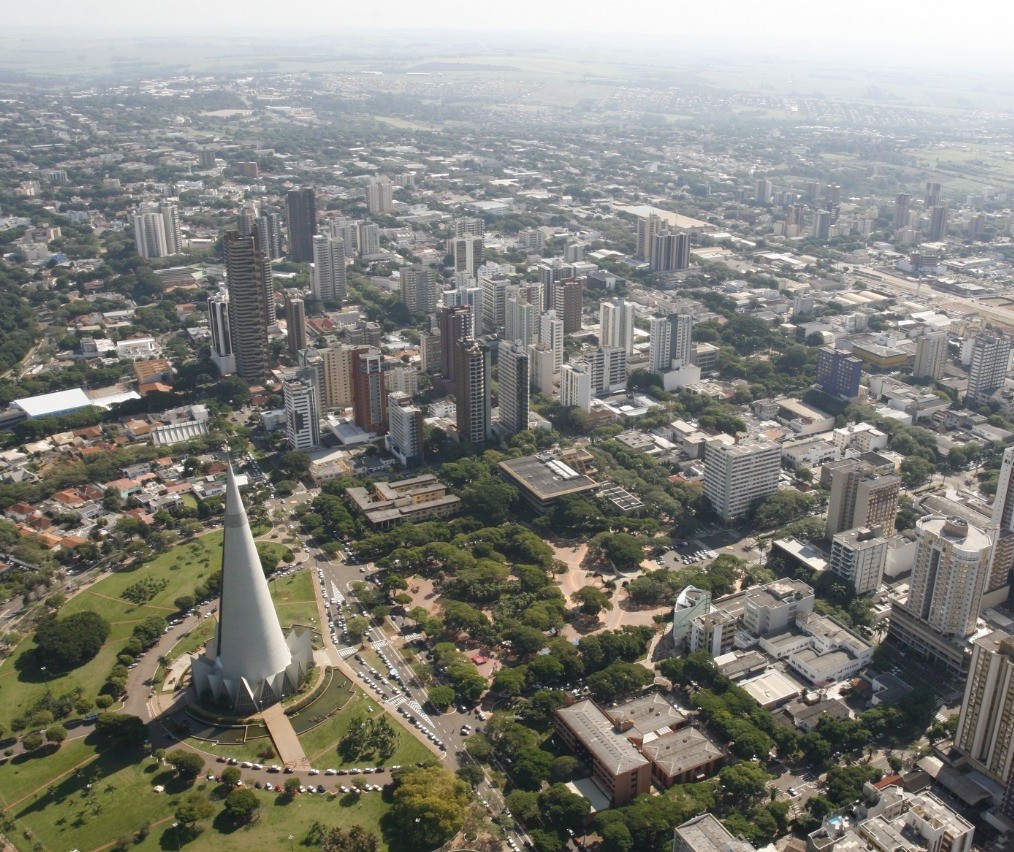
4;1;1009;61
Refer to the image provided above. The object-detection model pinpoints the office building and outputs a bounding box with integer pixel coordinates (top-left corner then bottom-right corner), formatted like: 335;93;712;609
386;392;425;467
285;188;316;263
321;344;358;410
283;290;306;356
480;271;510;333
913;331;948;380
190;468;312;714
830;527;888;596
224;230;272;383
311;234;347;305
498;340;529;436
928;205;949;241
456;339;491;446
451;235;483;277
366;176;393;215
350;348;387;435
925;181;942;208
283;376;320;451
255;212;283;260
825;459;900;539
553;278;584;333
207;289;236;377
703;439;781;523
560;363;592;411
438;306;472;382
133;200;182;258
357;221;380;257
649;232;691;273
815;347;861;400
635;213;661;261
600;298;636;354
966;333;1011;407
505;289;537;345
893;193;911;230
400;266;440;315
649;314;693;373
955;629;1014;787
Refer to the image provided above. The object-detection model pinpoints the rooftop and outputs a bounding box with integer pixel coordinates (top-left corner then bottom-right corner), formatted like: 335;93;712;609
640;727;723;778
556;700;650;775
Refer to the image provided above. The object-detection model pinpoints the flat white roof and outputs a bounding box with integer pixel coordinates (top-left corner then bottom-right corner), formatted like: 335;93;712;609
13;388;92;417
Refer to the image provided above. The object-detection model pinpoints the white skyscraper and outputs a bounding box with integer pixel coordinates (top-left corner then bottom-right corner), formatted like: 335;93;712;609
311;234;347;305
498;340;530;436
208;288;236;377
386;392;424;467
133;200;182;258
955;629;1014;785
703;439;781;522
585;347;627;394
505;291;537;345
283;376;320;451
648;315;671;373
560;363;592;411
600;298;636;355
529;344;558;395
480;272;510;334
539;310;565;376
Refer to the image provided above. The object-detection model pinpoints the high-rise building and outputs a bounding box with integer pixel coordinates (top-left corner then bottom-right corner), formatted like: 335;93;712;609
438;306;472;382
649;314;693;373
366;177;393;215
635;213;661;261
451;235;483;277
825;459;900;539
830;527;888;596
311;234;347;305
969;212;986;241
585;347;627;394
357;222;380;257
320;344;357;410
553;278;583;333
540;310;564;377
498;340;530;436
480;271;510;334
452;217;485;238
600;298;636;354
816;347;862;400
812;210;832;240
560;363;592;411
160;200;183;255
255;212;283;260
987;446;1014;595
505;289;537;345
928;205;949;241
400;266;440;315
286;188;316;263
755;179;772;204
386;392;425;467
283;290;306;356
351;348;387;435
925;181;942;208
529;344;558;395
132;200;182;258
649;232;691;273
456;339;491;446
386;363;418;397
442;286;483;337
207;288;236;376
703;439;781;523
955;629;1014;786
913;331;948;380
224;230;272;383
967;334;1011;407
238;204;258;237
893;193;912;230
283;375;320;451
330;219;359;254
190;467;312;714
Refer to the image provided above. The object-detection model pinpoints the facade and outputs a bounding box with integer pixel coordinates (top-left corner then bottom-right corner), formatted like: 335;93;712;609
320;344;357;410
191;468;313;714
529;344;558;395
283;290;306;356
224;230;272;383
442;285;483;337
649;313;693;372
286;187;316;263
132;200;182;258
438;306;472;382
366;176;393;215
649;231;691;272
913;331;948;380
600;298;636;354
967;333;1011;407
825;459;900;539
560;363;592;411
357;222;380;257
955;629;1014;786
207;288;236;376
635;213;661;261
456;339;491;446
498;340;529;436
553;278;584;333
255;212;283;260
703;439;781;522
893;193;911;229
928;205;949;241
539;310;565;375
816;347;862;399
400;266;440;315
311;233;348;304
479;271;509;333
386;392;425;467
582;347;627;395
504;289;537;345
451;235;483;277
345;475;461;530
351;348;387;435
283;376;320;451
830;527;888;595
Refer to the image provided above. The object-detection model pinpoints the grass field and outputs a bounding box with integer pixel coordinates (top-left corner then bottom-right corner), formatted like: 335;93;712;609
269;569;318;630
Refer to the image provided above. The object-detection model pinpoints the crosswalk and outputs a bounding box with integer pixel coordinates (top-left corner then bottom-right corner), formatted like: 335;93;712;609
369;639;390;650
337;646;357;659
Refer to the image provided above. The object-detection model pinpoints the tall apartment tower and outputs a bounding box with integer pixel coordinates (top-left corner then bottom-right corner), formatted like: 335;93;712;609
366;177;393;215
330;219;359;254
400;266;439;315
442;286;483;337
816;347;862;400
238;204;258;237
649;232;691;273
955;629;1014;786
925;181;942;208
913;331;948;380
585;347;627;394
560;363;592;411
256;212;283;260
553;278;584;333
224;230;272;383
133;201;182;258
160;200;183;255
755;179;772;204
438;305;472;382
635;213;661;261
208;288;236;376
649;314;693;373
829;527;888;596
967;334;1011;407
498;340;530;436
386;392;425;467
812;210;832;240
505;290;537;345
284;291;306;356
539;310;565;377
451;235;484;278
600;298;636;355
456;339;491;446
825;459;901;539
320;344;357;410
452;217;485;238
283;376;320;451
480;272;510;334
285;188;316;263
311;234;347;305
987;445;1014;594
928;205;949;241
893;193;912;230
351;348;387;435
703;439;781;523
357;222;380;257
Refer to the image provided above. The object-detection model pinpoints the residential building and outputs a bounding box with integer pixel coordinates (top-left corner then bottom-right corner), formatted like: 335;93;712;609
442;285;483;337
311;233;347;304
585;346;627;394
505;289;537;345
283;290;306;356
989;445;1014;593
452;217;484;238
539;310;564;375
830;527;888;595
825;459;900;539
283;376;319;451
635;213;661;261
529;344;558;395
498;340;529;436
357;221;380;257
224;230;272;383
649;231;690;272
560;363;592;411
286;187;316;263
451;235;483;277
925;181;942;207
913;331;948;380
600;298;636;354
351;348;387;435
438;306;471;382
479;271;510;333
386;392;424;467
967;333;1011;407
207;288;236;376
456;339;491;446
955;629;1014;786
893;193;911;229
816;347;862;399
703;438;781;523
132;200;181;258
320;344;357;410
928;205;948;241
649;314;692;372
400;266;439;315
553;278;584;333
255;212;283;259
366;176;393;215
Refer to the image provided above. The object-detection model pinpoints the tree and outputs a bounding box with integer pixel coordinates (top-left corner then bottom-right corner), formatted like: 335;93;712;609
346;616;370;642
94;713;146;747
21;732;43;751
586;662;654;701
550;755;581;782
427;685;455;712
277;451;311;479
166;749;205;781
753;489;815;529
320;825;380;852
32;610;111;670
539;783;591;833
719;762;770;801
44;725;67;746
900;456;934;486
283;777;302;797
512;746;555;790
174;793;213;827
220;766;241;788
390;766;470;851
223;787;260;824
603;533;644;571
572;585;612;617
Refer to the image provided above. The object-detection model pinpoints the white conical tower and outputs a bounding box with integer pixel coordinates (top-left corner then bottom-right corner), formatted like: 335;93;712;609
191;466;312;714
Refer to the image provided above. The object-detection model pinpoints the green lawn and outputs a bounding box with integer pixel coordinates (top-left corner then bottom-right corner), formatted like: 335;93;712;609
270;569;319;630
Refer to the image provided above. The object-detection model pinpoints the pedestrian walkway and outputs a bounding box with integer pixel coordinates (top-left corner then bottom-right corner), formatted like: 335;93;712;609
337;646;357;659
261;703;309;769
